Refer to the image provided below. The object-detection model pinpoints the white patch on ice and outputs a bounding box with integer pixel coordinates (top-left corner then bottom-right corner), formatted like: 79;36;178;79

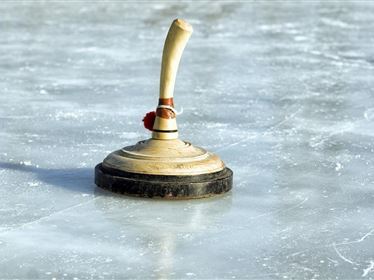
294;36;307;42
364;108;374;121
335;162;343;171
55;111;84;120
321;18;353;29
152;4;166;10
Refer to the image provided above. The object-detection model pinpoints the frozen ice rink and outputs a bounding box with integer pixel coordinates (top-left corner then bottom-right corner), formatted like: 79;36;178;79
1;2;374;279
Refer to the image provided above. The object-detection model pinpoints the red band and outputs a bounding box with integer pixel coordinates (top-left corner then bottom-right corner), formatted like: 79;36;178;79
158;98;174;106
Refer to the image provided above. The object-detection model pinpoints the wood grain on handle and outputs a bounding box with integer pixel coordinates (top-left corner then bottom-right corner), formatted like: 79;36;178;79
159;19;193;99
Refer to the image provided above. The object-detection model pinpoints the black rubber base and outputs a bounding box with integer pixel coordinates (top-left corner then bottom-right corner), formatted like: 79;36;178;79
95;163;233;199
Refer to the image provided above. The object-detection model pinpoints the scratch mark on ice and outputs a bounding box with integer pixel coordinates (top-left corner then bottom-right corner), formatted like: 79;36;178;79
333;243;358;265
0;197;99;236
327;257;338;264
358;229;374;243
250;197;308;220
215;108;301;152
336;228;374;246
265;107;302;132
214;133;258;152
362;261;374;277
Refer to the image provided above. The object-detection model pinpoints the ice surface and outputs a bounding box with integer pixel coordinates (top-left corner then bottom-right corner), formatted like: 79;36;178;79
1;2;374;279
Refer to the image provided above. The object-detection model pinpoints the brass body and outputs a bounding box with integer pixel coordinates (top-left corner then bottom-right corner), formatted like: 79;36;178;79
102;139;224;176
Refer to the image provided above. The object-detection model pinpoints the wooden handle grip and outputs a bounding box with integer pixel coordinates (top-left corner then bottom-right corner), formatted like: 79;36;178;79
159;19;193;99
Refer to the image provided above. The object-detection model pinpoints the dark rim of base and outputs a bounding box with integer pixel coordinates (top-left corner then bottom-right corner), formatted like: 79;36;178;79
95;163;233;199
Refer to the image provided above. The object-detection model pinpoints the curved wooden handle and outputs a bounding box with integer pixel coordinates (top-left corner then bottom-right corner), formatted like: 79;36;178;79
159;19;193;99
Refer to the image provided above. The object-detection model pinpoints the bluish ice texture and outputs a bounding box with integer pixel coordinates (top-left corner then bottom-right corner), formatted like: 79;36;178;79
1;1;374;279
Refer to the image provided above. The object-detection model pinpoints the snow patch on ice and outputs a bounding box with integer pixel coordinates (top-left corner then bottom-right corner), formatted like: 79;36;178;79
364;108;374;121
39;89;48;95
28;182;39;187
55;111;84;121
20;161;32;166
335;162;343;171
321;18;354;29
